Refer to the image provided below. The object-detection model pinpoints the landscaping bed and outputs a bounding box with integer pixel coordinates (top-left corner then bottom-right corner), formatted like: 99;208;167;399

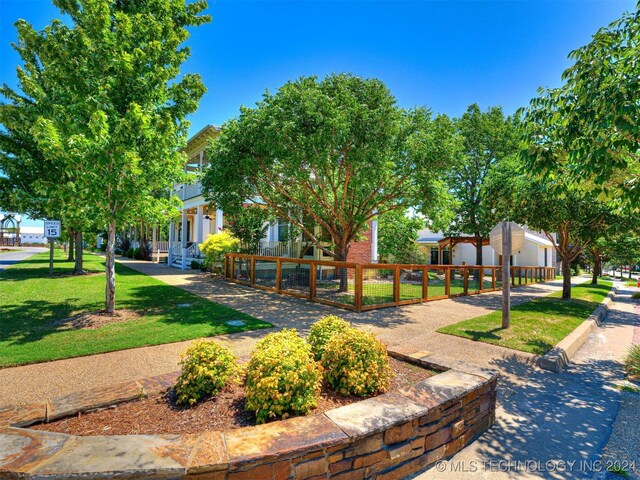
31;357;433;436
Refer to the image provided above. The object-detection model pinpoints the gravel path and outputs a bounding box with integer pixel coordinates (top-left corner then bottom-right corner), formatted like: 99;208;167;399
0;257;577;405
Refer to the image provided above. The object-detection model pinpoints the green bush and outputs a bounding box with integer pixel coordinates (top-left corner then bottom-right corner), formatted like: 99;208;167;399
321;328;392;397
625;345;640;377
174;340;241;406
308;315;351;361
200;230;240;274
625;280;638;287
191;259;202;270
632;292;640;300
245;329;322;423
125;247;135;258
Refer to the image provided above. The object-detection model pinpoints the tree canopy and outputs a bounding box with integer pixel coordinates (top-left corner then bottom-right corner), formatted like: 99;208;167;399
2;0;210;311
438;104;519;266
202;74;455;265
523;3;640;205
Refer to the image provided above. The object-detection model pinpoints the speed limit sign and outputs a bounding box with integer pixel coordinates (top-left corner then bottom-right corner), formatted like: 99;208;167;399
44;220;61;238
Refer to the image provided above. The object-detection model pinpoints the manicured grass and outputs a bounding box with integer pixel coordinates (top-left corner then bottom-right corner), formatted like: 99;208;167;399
0;252;272;367
437;281;613;355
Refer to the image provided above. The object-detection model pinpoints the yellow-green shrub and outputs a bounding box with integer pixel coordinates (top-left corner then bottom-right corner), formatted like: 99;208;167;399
245;329;322;423
200;230;240;273
175;340;241;406
321;329;392;396
307;315;352;360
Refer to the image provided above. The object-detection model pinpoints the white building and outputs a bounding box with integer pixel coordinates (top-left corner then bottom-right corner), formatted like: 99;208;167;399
19;226;47;245
416;227;555;268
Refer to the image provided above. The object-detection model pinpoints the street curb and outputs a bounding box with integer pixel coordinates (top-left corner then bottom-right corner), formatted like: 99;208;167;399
537;286;617;373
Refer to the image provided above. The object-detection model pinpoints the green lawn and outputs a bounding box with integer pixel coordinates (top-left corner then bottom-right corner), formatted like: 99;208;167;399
437;281;613;355
0;252;271;367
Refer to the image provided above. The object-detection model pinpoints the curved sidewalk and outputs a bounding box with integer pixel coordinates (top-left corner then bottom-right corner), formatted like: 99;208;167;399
1;258;575;405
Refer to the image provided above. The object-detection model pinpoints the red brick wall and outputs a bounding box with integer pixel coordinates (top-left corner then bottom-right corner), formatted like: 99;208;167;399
346;224;372;264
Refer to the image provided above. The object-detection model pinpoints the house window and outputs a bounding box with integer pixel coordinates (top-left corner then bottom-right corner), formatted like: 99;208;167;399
277;220;290;242
430;247;438;265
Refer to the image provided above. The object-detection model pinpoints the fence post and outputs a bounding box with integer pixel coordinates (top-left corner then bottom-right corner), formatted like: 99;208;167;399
276;258;282;293
463;267;469;295
445;266;451;297
309;261;316;301
492;268;496;289
393;265;400;305
250;257;256;285
230;256;235;280
355;264;363;312
422;266;428;301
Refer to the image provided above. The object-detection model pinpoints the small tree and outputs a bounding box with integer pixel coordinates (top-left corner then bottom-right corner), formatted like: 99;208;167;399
200;230;240;274
19;0;209;312
378;209;425;263
227;206;271;253
203;74;455;290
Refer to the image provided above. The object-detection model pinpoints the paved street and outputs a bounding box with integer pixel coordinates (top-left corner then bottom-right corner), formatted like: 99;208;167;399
0;246;47;272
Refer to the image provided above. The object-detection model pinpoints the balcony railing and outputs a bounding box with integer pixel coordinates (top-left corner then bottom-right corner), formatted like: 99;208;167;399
174;182;203;201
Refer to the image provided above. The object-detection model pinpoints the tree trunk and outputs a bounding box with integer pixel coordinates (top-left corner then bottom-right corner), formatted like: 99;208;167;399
105;221;116;314
561;256;572;300
74;231;84;274
629;266;633;280
337;247;349;292
67;229;75;261
590;250;600;285
474;234;483;282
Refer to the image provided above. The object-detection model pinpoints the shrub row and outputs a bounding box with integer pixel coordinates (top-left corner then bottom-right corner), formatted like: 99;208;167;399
173;315;393;423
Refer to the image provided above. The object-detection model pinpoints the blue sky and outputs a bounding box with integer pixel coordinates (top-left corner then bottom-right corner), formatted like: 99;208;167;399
1;0;636;226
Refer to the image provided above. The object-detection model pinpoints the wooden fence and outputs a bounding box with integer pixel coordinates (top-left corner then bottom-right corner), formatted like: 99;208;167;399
224;253;557;313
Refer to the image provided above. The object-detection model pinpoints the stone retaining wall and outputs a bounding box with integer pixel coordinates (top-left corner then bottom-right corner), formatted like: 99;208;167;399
0;351;497;479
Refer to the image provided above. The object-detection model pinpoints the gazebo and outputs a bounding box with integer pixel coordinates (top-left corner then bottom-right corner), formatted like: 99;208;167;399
0;213;21;247
437;236;489;265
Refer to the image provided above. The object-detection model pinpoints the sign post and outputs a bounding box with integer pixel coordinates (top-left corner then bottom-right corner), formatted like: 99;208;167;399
489;221;525;329
44;220;61;277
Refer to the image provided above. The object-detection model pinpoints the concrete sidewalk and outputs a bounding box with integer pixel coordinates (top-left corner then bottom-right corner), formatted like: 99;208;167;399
414;283;639;480
0;257;577;405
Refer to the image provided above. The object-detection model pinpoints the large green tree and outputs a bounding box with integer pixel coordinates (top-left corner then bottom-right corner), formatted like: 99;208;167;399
203;74;455;286
441;104;519;266
524;4;640;204
11;0;209;312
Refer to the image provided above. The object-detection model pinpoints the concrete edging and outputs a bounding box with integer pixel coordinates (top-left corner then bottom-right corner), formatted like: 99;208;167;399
537;286;618;373
0;352;498;479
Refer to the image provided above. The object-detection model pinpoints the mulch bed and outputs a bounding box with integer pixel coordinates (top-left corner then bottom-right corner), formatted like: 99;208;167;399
31;358;433;436
53;309;143;330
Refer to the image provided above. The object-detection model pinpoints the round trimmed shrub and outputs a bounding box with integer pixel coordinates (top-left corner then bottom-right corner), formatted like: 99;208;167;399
245;329;322;423
321;329;392;397
175;340;241;406
307;315;351;360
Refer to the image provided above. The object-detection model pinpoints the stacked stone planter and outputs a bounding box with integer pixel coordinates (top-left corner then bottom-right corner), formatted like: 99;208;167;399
0;351;497;479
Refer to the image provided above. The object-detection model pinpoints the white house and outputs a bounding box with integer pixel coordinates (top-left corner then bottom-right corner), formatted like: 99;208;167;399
19;226;47;245
416;227;555;268
161;125;379;269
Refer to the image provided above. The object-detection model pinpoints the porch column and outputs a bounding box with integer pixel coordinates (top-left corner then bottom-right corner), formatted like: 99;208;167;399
370;218;378;263
168;221;174;265
216;209;224;233
181;208;188;270
196;205;204;244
